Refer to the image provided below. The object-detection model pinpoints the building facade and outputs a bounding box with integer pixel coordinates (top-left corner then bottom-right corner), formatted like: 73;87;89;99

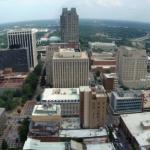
52;49;89;88
80;86;107;128
41;88;80;117
0;48;30;72
110;89;142;114
60;8;79;43
7;29;37;68
117;46;147;89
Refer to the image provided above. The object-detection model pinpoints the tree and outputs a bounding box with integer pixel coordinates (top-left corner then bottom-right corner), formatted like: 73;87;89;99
1;139;8;150
18;118;30;143
96;70;100;77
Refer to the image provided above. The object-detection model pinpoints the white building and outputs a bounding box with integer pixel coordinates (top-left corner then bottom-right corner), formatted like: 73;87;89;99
41;88;80;116
120;112;150;150
7;29;37;68
117;46;148;89
52;48;89;88
23;138;66;150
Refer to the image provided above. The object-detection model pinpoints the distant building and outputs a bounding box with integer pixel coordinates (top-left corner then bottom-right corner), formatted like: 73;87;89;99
52;48;89;88
7;29;37;68
80;86;107;128
0;108;6;135
110;89;142;114
91;52;116;73
89;42;117;52
141;90;150;111
120;112;150;150
0;48;30;72
41;88;80;117
60;8;79;44
117;46;147;89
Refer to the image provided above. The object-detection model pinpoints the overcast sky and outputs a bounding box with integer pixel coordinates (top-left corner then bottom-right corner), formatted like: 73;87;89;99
0;0;150;24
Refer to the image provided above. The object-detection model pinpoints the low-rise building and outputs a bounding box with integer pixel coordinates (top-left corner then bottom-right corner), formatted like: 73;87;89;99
120;112;150;150
89;42;117;52
41;88;80;117
23;138;66;150
110;89;142;114
29;104;62;139
86;143;116;150
102;73;117;92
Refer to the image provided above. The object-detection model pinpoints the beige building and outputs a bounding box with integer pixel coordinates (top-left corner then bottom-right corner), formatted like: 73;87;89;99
52;48;89;88
117;46;147;89
80;86;107;129
46;45;59;85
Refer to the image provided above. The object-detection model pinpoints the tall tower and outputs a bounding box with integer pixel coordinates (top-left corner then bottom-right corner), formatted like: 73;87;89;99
7;29;37;68
60;8;79;43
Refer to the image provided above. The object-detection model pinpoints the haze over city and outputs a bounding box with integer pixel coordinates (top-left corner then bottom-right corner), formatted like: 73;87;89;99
1;0;150;23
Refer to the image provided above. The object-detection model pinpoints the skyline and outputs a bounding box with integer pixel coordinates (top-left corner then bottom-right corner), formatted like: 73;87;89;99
0;0;150;24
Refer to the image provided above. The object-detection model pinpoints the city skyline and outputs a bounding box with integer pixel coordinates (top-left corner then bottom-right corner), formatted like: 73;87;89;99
1;0;150;24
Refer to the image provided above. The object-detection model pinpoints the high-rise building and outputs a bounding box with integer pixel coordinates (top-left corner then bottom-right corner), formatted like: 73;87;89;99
80;86;107;129
0;48;30;72
117;46;147;88
60;8;79;44
52;48;89;88
7;29;37;68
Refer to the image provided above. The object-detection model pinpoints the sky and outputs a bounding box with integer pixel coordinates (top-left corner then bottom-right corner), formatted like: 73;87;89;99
0;0;150;24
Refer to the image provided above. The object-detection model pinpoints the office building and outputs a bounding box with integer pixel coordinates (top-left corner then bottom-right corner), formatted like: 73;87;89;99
0;108;6;135
52;49;89;88
41;88;80;117
117;46;147;89
60;8;79;44
80;86;107;128
0;48;30;72
110;89;142;114
120;112;150;150
46;45;59;85
7;29;37;68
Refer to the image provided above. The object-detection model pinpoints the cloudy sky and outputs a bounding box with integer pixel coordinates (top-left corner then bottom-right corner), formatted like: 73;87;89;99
0;0;150;23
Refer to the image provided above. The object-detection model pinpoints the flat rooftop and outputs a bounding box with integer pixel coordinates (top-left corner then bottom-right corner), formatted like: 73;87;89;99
121;112;150;148
103;73;117;79
59;128;107;138
41;88;79;101
23;138;65;150
53;50;88;59
86;143;116;150
89;42;116;47
32;104;61;116
112;89;142;99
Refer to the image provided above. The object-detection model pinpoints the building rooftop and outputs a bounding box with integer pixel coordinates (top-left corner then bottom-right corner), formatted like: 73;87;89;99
23;138;66;150
0;108;5;116
53;49;88;59
86;143;116;150
8;28;37;33
41;88;79;101
121;112;150;148
89;42;116;47
103;73;117;79
59;128;107;138
32;104;61;116
112;89;142;99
